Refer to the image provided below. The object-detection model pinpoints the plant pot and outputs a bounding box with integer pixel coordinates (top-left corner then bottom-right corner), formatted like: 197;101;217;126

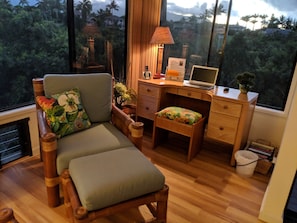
239;84;248;94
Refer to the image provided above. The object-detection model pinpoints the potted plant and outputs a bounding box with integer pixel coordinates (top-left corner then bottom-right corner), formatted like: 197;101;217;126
114;82;137;110
236;72;256;93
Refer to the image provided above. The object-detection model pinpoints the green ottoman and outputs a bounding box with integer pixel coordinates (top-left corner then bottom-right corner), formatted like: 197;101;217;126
61;146;169;222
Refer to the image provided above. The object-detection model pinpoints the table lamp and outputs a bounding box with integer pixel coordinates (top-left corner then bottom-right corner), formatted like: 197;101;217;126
150;26;174;79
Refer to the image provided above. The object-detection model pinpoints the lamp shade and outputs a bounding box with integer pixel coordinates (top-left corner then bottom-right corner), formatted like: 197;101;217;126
150;27;174;44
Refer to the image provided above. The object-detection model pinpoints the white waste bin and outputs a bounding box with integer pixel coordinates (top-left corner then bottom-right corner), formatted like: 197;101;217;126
235;150;258;177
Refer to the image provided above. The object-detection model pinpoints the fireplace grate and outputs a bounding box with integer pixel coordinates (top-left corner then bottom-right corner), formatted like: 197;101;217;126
0;118;32;168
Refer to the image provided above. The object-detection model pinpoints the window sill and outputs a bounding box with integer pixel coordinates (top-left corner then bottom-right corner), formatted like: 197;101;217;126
255;105;287;118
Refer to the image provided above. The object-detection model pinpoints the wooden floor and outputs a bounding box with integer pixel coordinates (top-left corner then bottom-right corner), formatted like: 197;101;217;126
0;127;271;223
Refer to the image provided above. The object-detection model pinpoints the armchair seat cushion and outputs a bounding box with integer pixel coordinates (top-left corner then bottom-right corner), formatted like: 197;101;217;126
56;122;134;174
69;147;165;211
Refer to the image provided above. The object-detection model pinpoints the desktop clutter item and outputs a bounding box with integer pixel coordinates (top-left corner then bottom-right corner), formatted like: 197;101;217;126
182;65;219;90
143;65;151;80
165;57;186;82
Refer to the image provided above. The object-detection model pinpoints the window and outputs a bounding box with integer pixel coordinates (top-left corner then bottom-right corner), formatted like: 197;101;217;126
0;0;127;112
161;0;297;111
0;0;69;111
72;0;126;81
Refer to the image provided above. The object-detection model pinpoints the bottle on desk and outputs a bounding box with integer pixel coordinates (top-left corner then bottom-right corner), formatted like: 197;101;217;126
143;65;151;80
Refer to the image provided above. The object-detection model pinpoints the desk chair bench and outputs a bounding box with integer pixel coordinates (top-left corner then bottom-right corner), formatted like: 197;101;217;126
152;106;205;161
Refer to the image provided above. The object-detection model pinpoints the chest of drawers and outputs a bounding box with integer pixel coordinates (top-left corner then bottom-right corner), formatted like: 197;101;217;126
207;99;242;144
137;82;161;120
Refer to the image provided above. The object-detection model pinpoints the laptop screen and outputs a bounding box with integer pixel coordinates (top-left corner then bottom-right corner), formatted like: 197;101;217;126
189;65;219;86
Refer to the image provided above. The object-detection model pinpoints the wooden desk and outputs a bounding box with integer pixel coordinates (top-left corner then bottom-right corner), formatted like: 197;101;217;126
136;79;258;166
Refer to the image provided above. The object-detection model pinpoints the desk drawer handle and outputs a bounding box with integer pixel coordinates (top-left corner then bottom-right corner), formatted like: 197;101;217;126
219;126;224;131
187;92;191;96
145;107;150;110
223;105;228;109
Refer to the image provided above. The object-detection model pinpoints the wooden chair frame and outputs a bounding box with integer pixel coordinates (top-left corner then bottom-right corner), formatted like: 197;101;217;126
61;170;169;223
0;208;18;223
152;114;206;162
32;77;144;207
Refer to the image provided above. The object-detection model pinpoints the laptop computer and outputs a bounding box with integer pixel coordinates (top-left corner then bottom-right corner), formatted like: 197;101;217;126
183;65;219;90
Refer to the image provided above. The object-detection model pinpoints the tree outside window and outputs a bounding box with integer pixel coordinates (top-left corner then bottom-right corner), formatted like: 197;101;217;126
161;0;297;111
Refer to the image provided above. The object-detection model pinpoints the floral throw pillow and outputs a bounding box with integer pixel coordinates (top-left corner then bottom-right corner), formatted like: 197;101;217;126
157;106;202;125
36;88;91;138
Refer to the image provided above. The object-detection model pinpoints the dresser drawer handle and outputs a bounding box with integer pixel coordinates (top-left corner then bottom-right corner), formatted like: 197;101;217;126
219;126;224;131
146;88;151;92
145;107;149;110
223;105;228;109
187;92;191;96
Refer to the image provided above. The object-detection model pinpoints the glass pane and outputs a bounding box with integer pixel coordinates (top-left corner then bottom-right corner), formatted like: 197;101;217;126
0;0;69;111
162;0;297;111
207;0;230;67
73;0;126;82
162;0;227;79
219;0;297;110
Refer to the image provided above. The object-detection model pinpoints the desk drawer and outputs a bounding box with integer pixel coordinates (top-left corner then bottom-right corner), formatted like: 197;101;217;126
207;112;239;144
178;89;201;99
138;84;160;98
211;99;242;117
137;95;159;120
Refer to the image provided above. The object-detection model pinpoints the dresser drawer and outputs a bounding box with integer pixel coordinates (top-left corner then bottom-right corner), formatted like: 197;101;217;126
207;112;239;144
178;89;201;99
211;99;242;117
138;84;160;98
137;95;159;120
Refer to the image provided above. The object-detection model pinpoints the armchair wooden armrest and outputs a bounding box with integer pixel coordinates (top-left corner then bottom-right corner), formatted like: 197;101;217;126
111;104;143;150
36;108;60;207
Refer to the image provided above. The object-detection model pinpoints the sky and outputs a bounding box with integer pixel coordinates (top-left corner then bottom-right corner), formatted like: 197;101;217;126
87;0;126;16
167;0;297;30
9;0;297;30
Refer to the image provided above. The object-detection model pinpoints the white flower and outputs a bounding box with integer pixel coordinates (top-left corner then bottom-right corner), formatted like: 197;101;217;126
57;92;79;113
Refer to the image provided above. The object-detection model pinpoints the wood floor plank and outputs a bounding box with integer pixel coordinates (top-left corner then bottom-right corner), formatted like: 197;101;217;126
0;131;270;223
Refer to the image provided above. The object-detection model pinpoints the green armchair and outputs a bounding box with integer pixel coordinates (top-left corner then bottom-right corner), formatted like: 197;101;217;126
32;73;144;207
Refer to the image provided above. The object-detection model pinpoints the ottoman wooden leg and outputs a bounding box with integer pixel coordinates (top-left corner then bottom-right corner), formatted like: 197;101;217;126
147;185;169;223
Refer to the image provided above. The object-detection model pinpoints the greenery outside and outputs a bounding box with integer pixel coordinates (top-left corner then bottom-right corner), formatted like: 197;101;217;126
162;1;297;110
0;0;126;111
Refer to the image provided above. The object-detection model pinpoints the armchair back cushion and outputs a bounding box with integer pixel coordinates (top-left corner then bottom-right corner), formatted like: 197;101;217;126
44;73;112;123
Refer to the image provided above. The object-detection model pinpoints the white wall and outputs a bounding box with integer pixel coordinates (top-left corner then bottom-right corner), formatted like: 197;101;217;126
249;109;287;148
258;64;297;222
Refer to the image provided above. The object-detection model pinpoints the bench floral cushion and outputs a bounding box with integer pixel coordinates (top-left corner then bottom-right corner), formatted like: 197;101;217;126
157;106;202;125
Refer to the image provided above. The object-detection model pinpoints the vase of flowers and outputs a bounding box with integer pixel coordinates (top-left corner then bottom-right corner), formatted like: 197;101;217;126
114;82;137;109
